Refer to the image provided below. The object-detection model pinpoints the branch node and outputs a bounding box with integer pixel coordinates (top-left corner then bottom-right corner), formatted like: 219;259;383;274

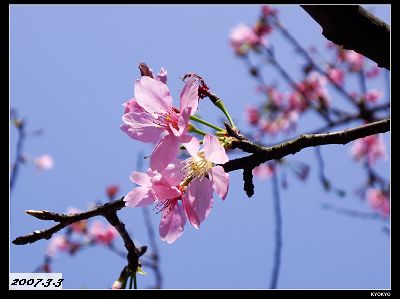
243;168;255;198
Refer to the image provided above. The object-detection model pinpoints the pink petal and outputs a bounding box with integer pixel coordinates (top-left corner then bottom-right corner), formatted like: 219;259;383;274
203;134;229;164
121;112;163;143
180;77;199;116
123;98;145;114
150;134;180;172
182;178;214;229
167;107;191;138
159;203;187;244
180;134;200;157
34;155;54;170
124;187;155;207
209;166;229;200
129;171;152;187
155;67;168;84
178;106;192;134
152;185;181;200
134;76;173;115
159;160;185;186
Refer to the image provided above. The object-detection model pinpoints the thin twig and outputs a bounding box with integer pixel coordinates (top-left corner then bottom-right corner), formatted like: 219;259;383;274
10;120;26;193
12;198;126;245
270;168;282;289
142;208;163;289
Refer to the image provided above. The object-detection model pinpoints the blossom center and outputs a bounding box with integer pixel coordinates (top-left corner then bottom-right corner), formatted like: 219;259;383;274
181;151;213;185
155;110;179;131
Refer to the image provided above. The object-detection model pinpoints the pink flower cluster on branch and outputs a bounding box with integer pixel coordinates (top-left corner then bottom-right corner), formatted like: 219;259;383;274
121;64;232;243
121;68;199;171
367;188;390;217
350;134;387;165
229;5;276;56
46;209;119;258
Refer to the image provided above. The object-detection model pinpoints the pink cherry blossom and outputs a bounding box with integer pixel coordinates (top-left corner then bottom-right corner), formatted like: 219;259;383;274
289;91;307;112
351;134;387;165
46;235;70;257
34;155;54;170
124;162;186;244
66;207;87;234
260;110;299;135
124;162;183;209
121;75;199;171
327;67;344;86
230;23;263;55
261;5;277;17
253;163;275;179
246;105;261;125
366;188;390;217
125;135;230;244
88;221;118;245
180;134;229;229
364;89;383;103
298;71;330;106
267;87;284;106
341;50;364;72
365;65;380;78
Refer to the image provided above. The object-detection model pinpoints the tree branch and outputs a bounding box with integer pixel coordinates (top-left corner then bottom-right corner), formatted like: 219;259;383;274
12;198;126;245
12;196;147;286
223;118;389;174
270;169;282;289
301;5;390;70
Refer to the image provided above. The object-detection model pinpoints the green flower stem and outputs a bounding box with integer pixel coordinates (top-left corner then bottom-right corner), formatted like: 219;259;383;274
214;99;235;128
189;115;224;132
188;124;207;136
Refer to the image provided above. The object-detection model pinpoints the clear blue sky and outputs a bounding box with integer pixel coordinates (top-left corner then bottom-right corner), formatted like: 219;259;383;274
10;5;390;289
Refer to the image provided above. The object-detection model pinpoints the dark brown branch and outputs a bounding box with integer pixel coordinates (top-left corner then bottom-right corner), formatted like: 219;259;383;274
12;196;147;286
301;5;390;70
12;198;126;245
243;168;254;198
104;211;146;274
223;118;390;174
273;18;366;108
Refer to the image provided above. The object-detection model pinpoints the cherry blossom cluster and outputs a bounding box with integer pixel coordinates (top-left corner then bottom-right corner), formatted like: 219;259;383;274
366;188;390;217
230;6;389;218
120;64;232;243
40;208;119;273
229;5;277;55
46;209;118;256
350;134;387;166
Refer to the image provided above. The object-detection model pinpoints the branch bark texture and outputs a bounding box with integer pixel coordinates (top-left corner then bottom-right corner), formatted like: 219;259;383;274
301;5;390;70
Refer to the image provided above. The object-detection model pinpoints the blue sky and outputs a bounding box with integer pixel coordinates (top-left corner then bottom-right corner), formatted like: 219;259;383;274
10;5;390;289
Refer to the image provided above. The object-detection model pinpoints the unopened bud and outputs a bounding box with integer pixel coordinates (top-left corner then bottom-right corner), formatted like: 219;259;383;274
138;63;154;78
112;280;123;289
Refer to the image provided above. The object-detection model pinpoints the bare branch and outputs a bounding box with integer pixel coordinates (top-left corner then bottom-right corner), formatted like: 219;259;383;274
223;118;389;174
12;198;126;245
301;5;390;70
